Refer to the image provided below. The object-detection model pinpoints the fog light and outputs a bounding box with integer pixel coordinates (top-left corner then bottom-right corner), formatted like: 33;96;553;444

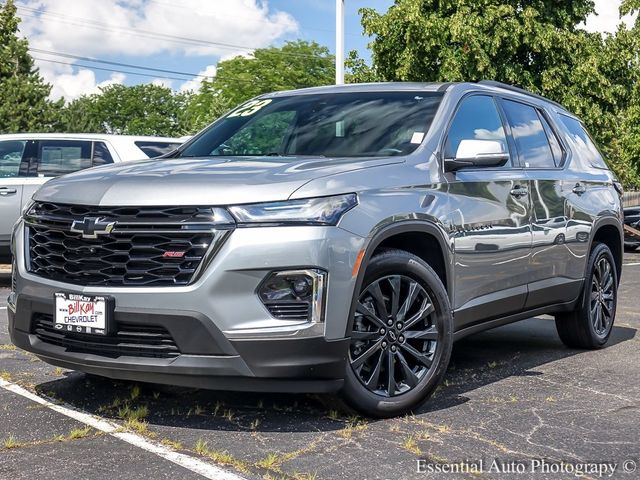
258;269;326;323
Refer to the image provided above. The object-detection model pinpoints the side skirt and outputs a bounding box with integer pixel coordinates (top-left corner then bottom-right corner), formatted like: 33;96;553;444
452;298;580;342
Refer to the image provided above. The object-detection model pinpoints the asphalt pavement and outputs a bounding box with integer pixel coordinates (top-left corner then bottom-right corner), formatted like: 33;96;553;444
1;253;639;479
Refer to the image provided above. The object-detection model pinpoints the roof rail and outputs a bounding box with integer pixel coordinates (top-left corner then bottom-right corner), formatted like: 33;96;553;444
477;80;567;111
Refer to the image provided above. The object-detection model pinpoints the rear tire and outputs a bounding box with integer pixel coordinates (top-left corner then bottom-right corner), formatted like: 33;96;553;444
341;249;453;418
555;243;618;349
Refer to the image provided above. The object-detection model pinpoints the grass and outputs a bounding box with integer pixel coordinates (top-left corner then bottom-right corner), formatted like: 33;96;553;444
250;419;261;430
256;453;280;469
402;436;422;455
53;367;65;376
160;438;183;450
337;416;367;439
3;435;23;449
326;409;341;421
67;426;92;440
130;384;141;401
0;371;12;382
194;438;250;473
0;344;17;350
117;404;149;422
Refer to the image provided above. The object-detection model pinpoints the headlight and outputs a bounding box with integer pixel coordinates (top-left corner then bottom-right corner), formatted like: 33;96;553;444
228;194;357;226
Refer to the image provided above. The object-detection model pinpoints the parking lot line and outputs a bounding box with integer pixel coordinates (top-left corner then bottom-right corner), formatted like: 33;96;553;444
0;378;247;480
623;262;640;266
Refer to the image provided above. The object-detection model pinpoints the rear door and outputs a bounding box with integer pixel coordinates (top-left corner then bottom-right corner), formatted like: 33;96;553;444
498;98;580;308
444;94;533;328
0;139;27;253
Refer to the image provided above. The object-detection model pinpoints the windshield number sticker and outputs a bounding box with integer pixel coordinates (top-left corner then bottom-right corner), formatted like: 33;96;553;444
227;99;273;118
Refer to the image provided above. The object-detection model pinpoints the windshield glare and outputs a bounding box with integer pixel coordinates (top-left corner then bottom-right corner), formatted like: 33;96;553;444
179;92;444;159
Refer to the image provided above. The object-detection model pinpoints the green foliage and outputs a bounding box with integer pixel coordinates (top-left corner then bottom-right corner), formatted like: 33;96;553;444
60;84;192;137
352;0;640;187
0;0;60;133
185;40;334;131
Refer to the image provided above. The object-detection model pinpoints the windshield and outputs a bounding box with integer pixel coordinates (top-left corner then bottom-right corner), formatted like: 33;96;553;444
179;91;443;159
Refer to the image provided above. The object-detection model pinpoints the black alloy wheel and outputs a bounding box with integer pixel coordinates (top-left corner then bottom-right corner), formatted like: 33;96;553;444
556;242;618;349
350;274;438;397
341;249;453;418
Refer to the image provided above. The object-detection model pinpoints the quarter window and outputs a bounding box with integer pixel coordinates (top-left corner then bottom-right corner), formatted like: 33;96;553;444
445;95;510;166
92;142;114;166
559;115;608;169
502;100;556;168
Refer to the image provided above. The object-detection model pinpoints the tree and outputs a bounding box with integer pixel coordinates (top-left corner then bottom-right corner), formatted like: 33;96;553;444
185;40;334;131
60;84;192;137
0;0;60;133
353;0;640;187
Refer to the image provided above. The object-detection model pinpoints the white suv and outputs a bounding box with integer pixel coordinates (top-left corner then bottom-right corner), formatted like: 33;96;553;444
0;133;183;261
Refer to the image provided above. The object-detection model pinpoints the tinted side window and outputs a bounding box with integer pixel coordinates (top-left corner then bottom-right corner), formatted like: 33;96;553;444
445;95;510;166
559;115;608;169
0;140;26;178
502;100;555;168
540;114;564;166
92;142;114;166
135;141;181;158
36;140;92;177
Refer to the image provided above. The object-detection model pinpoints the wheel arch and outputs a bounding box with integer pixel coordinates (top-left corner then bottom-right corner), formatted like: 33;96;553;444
589;216;624;282
345;220;454;337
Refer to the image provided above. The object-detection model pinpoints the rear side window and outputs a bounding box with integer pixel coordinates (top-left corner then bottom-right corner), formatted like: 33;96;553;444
135;141;181;158
445;95;510;166
36;140;92;177
0;140;26;178
559;115;608;169
92;141;114;166
502;100;556;168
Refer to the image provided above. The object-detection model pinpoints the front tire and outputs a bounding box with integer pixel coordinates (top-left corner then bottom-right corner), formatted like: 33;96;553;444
555;243;618;349
341;249;453;418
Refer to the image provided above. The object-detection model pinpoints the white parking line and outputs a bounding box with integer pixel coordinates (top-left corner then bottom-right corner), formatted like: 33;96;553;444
0;378;246;480
0;307;7;310
624;262;640;267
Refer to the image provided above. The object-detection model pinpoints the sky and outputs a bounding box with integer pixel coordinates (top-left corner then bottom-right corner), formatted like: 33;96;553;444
11;0;638;102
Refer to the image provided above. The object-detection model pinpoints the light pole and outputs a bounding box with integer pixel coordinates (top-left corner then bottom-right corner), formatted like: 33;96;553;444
336;0;344;84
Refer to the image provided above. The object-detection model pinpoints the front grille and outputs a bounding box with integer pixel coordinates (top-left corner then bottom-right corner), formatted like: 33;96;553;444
32;314;180;359
25;202;233;287
265;302;311;321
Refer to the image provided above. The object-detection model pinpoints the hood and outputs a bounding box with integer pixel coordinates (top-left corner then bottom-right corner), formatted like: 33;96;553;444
34;155;403;206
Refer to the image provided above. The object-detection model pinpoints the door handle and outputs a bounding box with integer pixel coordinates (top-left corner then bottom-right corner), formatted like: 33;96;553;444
510;186;529;198
572;183;587;195
0;187;17;196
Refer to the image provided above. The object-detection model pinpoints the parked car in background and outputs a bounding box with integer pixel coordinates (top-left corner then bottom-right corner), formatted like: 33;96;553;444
624;207;640;250
0;134;183;262
8;82;624;417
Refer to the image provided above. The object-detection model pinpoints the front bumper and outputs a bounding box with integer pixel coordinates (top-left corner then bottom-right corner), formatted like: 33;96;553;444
8;222;365;392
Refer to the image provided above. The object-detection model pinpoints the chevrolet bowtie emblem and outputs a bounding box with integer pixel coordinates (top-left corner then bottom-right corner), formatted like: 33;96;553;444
70;217;116;239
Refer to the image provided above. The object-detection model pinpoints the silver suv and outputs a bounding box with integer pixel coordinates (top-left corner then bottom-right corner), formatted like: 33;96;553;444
7;82;624;417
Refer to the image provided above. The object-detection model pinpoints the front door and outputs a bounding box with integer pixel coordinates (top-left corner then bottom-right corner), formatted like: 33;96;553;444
0;140;27;257
444;95;532;329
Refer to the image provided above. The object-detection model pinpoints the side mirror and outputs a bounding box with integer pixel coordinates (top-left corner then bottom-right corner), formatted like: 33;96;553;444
444;139;510;172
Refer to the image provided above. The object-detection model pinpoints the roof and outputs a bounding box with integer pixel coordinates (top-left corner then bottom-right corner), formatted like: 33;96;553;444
262;81;572;114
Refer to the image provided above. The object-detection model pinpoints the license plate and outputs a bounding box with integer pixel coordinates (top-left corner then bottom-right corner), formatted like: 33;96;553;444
54;293;111;335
